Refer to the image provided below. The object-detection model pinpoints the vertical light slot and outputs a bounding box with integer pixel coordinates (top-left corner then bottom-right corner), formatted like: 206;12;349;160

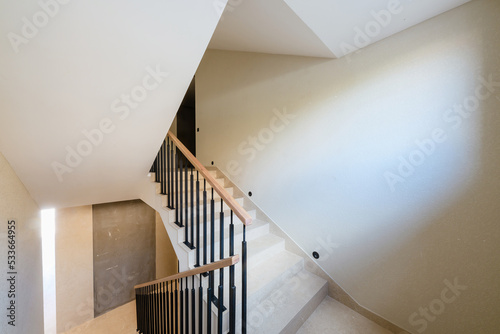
42;208;56;334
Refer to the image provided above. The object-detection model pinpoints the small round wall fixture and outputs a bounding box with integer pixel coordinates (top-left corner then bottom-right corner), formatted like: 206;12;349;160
248;191;252;197
211;161;214;165
312;251;320;259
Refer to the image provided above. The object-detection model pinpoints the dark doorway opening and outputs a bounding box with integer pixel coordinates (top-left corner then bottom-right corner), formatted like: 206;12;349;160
176;77;196;157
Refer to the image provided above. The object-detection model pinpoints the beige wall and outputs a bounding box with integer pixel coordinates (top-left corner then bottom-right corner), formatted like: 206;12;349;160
56;206;94;333
56;204;176;333
155;212;178;279
196;1;500;333
0;152;44;333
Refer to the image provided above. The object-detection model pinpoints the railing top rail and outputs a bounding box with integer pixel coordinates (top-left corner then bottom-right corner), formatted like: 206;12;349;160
134;255;239;290
167;131;253;226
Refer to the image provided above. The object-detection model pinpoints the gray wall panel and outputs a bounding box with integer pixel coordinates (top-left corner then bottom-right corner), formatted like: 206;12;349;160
92;200;155;316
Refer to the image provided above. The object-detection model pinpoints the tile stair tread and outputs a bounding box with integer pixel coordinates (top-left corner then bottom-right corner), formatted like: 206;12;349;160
180;220;270;264
166;207;255;228
247;250;304;299
247;233;285;268
246;270;327;334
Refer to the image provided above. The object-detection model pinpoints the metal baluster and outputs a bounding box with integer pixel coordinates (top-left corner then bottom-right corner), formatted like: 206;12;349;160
163;282;170;334
179;158;184;228
207;270;213;334
147;286;153;333
155;154;159;182
198;275;203;334
187;167;194;249
153;284;156;334
150;157;157;174
137;289;140;334
142;288;146;334
175;280;179;334
175;153;180;226
135;290;139;333
229;211;236;334
167;140;171;208
156;283;160;334
161;141;166;195
191;276;195;334
152;284;155;334
160;283;165;334
196;171;200;267
170;281;174;334
185;277;189;334
180;279;184;334
242;225;247;334
146;287;149;334
203;180;208;266
218;200;224;334
169;140;175;209
159;142;162;193
142;287;146;334
145;286;149;334
184;160;189;246
159;142;164;194
210;188;215;265
209;188;215;308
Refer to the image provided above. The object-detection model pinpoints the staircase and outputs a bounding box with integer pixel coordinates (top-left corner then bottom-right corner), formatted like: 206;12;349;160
149;166;328;333
137;132;397;334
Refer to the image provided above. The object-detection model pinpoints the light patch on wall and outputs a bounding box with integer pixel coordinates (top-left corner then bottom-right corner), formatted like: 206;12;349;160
42;208;56;334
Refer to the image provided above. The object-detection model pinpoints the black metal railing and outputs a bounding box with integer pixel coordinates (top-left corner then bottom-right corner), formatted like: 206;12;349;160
135;256;239;334
146;131;252;333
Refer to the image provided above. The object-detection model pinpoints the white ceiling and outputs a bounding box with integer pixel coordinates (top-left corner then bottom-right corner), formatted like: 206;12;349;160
0;0;227;208
208;0;335;58
0;0;471;209
209;0;471;58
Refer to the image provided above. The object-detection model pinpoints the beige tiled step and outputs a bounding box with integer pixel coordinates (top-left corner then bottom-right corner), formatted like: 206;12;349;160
165;197;246;222
297;296;393;334
245;270;328;334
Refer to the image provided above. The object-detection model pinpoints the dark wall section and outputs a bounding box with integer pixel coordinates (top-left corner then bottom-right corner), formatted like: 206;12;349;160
92;199;155;316
177;77;196;156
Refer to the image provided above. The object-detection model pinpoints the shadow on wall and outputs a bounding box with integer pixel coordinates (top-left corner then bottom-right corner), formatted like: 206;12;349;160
195;1;500;333
342;4;500;334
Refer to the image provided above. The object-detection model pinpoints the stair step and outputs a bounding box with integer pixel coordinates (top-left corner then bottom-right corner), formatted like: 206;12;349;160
247;233;285;269
160;187;235;207
182;219;270;267
246;270;327;334
195;232;287;297
154;176;227;195
165;197;246;222
168;207;255;237
248;251;304;309
150;169;219;178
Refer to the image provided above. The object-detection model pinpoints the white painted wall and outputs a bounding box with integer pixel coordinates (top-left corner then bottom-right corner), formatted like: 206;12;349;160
196;0;500;333
0;152;44;334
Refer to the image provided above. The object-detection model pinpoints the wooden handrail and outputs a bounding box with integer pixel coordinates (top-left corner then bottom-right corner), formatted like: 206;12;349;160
134;255;239;289
167;131;252;226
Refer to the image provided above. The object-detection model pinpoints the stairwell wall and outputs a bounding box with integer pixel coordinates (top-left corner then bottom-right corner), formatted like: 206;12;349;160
0;152;44;334
196;1;500;333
